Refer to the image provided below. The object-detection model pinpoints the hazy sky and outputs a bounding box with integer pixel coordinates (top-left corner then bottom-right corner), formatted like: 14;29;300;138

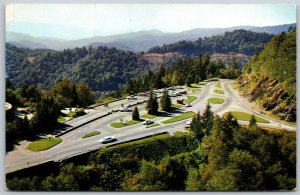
6;4;296;40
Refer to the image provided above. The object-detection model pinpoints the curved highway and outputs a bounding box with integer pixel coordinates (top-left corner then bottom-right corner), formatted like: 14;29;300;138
5;79;296;174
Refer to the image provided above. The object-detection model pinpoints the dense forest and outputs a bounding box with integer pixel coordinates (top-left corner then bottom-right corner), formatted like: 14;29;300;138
235;27;296;122
148;30;273;56
123;54;241;95
6;30;273;97
6;106;296;191
6;43;148;96
6;79;94;151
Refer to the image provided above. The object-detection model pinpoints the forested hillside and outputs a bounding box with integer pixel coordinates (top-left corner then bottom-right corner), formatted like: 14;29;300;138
6;112;296;191
235;28;296;122
148;30;273;56
6;43;148;95
6;30;274;96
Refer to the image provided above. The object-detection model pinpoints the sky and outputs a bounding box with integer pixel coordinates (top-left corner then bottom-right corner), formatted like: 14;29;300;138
6;4;296;40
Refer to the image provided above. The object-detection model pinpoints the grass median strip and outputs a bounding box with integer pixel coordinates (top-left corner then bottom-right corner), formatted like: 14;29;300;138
199;81;208;85
208;97;225;104
141;114;157;119
111;120;141;128
28;137;62;151
172;104;183;109
82;131;101;138
146;123;161;128
162;111;196;124
184;96;197;104
191;84;202;88
227;111;270;123
57;116;66;123
188;87;202;92
214;82;222;88
213;89;225;94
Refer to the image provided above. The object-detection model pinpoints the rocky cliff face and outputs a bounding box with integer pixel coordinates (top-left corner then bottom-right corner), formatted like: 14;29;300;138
235;74;296;122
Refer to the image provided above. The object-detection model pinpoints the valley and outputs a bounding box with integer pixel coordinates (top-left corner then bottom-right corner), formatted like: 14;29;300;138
5;8;296;190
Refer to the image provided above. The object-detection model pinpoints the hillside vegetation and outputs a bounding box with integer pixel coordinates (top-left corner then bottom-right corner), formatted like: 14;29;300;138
148;30;273;56
6;44;147;95
6;30;273;96
6;113;296;191
235;28;296;122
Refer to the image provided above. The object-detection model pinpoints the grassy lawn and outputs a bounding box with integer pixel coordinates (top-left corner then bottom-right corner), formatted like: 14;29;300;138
28;137;62;152
162;111;196;124
146;123;161;128
97;96;119;104
172;104;183;109
213;89;225;94
111;120;141;128
228;111;270;123
199;81;208;85
214;82;222;88
184;96;197;104
173;131;189;136
67;111;76;118
208;97;225;104
141;114;157;119
82;131;101;138
191;84;202;88
57;116;66;123
188;87;202;92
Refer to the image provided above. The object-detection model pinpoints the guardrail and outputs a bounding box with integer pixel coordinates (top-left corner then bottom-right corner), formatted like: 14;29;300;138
55;112;112;137
87;97;127;109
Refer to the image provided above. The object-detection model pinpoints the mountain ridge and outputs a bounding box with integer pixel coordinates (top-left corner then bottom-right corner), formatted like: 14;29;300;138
6;23;295;51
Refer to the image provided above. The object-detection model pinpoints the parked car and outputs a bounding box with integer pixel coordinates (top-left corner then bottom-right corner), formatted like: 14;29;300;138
186;119;192;125
185;103;192;107
99;136;117;143
127;95;137;100
169;92;177;97
143;119;154;125
120;107;132;112
185;119;192;128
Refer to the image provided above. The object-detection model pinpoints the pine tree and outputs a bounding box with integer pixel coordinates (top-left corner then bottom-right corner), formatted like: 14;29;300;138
146;91;158;115
132;106;140;121
185;74;193;87
154;65;166;89
249;115;257;127
160;89;172;112
200;103;214;136
191;112;204;141
71;83;79;107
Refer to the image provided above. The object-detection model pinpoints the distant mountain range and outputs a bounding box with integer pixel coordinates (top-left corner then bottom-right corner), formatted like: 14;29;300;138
6;23;296;52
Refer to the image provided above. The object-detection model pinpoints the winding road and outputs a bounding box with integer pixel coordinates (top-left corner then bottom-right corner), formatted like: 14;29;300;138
5;79;296;174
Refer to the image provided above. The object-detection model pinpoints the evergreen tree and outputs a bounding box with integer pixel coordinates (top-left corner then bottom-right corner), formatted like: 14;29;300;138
71;83;79;107
185;74;193;87
249;115;257;127
200;103;214;136
160;89;172;112
146;91;158;115
154;65;166;89
190;112;204;141
132;106;140;121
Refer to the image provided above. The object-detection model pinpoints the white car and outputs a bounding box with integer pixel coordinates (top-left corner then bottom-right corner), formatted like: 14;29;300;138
120;107;132;112
143;119;154;125
185;103;192;107
127;95;137;100
99;136;117;144
186;119;192;125
185;119;192;128
169;92;177;97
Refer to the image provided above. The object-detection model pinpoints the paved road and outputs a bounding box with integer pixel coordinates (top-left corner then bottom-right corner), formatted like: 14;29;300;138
5;80;296;174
